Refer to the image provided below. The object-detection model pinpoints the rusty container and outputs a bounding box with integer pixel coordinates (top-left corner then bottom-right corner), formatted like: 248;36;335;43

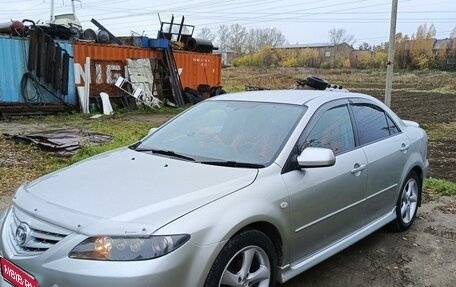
72;42;160;64
173;50;222;89
72;41;221;92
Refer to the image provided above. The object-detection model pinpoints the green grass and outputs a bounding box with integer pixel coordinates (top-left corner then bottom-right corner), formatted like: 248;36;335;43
425;177;456;197
0;110;181;195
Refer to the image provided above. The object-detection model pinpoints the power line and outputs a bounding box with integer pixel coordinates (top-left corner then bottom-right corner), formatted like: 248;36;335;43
1;0;454;45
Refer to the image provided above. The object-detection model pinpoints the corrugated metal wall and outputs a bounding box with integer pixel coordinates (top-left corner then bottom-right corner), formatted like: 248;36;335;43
0;35;76;106
73;42;221;90
0;36;28;103
73;42;161;64
0;38;221;109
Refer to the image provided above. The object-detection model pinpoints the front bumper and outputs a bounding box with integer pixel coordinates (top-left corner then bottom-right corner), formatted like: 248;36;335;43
0;207;218;287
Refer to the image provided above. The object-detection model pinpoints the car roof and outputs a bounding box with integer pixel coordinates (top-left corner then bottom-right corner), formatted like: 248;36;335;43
210;90;373;106
209;89;406;129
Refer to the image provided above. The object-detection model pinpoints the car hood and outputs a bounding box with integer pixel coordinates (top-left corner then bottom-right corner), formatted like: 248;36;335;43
13;148;258;236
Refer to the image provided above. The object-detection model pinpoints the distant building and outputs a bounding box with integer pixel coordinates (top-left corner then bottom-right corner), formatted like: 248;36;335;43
431;38;456;67
276;42;354;62
400;38;456;68
215;50;240;67
277;38;456;69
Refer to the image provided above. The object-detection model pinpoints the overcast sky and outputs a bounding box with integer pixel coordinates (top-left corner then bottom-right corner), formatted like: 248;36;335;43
1;0;455;46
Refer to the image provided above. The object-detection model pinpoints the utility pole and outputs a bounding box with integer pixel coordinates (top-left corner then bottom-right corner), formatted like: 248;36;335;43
72;0;76;16
50;0;55;22
385;0;398;107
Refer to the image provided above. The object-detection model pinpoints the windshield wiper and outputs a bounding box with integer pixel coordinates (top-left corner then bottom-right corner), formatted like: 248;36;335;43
199;160;264;168
135;148;196;162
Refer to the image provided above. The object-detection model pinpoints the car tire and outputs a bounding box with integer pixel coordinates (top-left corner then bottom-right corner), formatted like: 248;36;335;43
305;76;329;90
204;230;277;287
390;171;421;231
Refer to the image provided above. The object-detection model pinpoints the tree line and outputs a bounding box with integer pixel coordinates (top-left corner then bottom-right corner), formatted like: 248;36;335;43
197;24;456;70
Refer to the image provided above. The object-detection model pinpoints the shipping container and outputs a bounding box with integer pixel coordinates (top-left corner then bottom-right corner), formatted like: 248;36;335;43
0;35;77;109
174;50;222;89
72;41;221;92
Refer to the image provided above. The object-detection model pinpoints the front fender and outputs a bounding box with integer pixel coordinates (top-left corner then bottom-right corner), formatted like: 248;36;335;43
155;164;291;284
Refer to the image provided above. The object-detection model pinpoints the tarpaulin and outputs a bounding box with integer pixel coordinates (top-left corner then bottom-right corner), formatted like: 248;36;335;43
3;128;113;156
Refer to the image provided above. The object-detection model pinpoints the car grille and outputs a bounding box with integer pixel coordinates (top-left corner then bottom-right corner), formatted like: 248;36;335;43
6;207;70;256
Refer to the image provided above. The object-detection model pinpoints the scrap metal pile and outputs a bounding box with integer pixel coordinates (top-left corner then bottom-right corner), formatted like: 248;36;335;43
23;26;71;104
0;17;121;44
0;13;222;116
3;129;113;157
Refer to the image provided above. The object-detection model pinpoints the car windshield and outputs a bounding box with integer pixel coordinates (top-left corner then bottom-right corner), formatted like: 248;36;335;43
135;100;305;166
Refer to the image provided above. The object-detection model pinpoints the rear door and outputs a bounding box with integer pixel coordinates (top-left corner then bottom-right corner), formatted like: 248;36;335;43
350;100;411;224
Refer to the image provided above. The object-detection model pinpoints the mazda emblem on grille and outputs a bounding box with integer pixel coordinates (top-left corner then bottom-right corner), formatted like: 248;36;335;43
15;223;31;246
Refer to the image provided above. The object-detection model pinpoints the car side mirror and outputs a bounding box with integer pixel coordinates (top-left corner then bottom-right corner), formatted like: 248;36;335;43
297;147;335;168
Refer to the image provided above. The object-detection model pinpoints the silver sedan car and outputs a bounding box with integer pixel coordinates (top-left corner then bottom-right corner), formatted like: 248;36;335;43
0;90;428;287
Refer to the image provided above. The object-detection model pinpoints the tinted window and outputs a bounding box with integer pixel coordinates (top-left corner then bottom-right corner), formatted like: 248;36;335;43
304;105;355;154
351;104;390;145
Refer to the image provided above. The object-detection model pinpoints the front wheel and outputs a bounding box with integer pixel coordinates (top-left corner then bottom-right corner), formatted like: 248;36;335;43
204;230;277;287
390;171;421;231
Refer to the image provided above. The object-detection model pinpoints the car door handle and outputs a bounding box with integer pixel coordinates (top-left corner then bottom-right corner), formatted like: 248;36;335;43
400;143;410;152
351;163;366;174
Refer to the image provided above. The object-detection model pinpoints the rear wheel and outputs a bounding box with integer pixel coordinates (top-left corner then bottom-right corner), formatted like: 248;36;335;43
204;230;276;287
390;171;420;231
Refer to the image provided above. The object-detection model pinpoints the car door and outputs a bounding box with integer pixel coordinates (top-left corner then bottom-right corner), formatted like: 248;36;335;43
350;101;411;224
282;101;368;263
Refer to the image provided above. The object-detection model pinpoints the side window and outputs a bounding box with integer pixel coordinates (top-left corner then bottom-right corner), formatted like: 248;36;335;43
351;104;391;145
304;105;355;154
387;116;400;135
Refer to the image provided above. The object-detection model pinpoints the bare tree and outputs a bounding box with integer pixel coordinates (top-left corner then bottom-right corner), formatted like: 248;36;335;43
216;25;229;52
245;28;260;54
450;25;456;39
245;27;286;54
228;24;248;54
261;28;286;47
358;42;372;51
196;28;216;42
328;28;355;67
414;23;436;39
329;28;355;46
216;24;286;57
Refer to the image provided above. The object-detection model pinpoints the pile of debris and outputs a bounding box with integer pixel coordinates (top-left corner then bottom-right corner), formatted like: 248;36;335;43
3;128;113;157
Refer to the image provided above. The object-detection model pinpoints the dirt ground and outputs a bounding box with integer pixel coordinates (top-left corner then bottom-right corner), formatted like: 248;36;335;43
0;86;455;286
281;196;456;287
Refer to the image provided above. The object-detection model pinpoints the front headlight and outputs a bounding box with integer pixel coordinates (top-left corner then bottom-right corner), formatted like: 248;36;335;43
69;234;190;261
